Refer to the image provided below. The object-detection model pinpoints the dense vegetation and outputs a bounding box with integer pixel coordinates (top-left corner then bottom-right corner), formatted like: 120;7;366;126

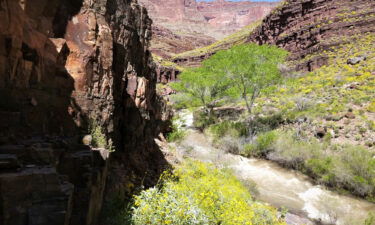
131;161;285;225
171;34;375;201
171;44;287;115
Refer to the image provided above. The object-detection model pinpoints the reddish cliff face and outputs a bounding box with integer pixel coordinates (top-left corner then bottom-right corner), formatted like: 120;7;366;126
151;25;215;58
0;0;170;225
247;0;375;70
173;0;375;70
196;0;277;37
139;0;277;39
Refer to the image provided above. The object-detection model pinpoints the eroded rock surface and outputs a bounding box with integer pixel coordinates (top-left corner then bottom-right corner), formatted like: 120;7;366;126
139;0;278;39
0;0;171;224
247;0;375;70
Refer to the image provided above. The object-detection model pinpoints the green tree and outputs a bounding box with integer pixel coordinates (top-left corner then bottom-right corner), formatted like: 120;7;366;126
172;44;287;117
171;66;231;115
207;44;288;114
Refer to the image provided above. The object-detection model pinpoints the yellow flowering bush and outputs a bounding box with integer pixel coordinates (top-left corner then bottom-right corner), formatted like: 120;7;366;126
254;33;375;121
131;160;285;225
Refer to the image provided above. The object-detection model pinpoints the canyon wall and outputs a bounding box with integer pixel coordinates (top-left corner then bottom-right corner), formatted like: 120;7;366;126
151;25;215;58
0;0;170;225
247;0;375;70
139;0;278;39
173;0;375;70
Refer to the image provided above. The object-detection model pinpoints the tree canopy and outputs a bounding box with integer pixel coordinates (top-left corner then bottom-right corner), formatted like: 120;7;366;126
172;43;288;114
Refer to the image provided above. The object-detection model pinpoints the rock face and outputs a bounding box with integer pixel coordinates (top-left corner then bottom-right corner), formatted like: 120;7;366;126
151;25;215;58
173;0;375;70
0;0;170;225
155;64;180;84
247;0;375;71
139;0;278;40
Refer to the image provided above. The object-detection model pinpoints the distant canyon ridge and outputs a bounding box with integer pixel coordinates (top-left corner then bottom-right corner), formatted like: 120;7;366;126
139;0;278;57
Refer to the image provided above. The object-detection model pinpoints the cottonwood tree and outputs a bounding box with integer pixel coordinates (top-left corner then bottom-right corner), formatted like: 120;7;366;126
171;66;231;116
172;43;287;118
208;44;288;114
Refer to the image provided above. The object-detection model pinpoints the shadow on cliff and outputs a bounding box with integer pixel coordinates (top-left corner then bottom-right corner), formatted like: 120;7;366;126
53;0;84;38
0;1;171;224
0;0;86;138
108;39;171;195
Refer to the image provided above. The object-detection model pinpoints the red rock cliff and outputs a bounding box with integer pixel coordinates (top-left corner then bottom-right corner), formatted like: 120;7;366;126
0;0;170;225
139;0;278;39
247;0;375;70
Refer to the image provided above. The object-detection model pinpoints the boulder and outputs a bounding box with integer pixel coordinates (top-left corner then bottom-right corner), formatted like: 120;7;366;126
347;56;367;65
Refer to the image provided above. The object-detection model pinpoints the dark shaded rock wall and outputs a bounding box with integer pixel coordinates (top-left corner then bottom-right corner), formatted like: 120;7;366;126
0;0;171;225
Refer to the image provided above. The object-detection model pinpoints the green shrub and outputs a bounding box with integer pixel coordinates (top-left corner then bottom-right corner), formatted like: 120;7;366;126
209;121;247;139
131;161;285;225
257;131;278;153
90;120;108;148
306;157;334;181
193;110;217;130
248;114;284;133
265;131;375;199
242;143;258;157
241;131;278;157
166;117;186;143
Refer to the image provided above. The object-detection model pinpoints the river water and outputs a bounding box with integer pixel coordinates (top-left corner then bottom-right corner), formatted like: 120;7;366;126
174;110;375;225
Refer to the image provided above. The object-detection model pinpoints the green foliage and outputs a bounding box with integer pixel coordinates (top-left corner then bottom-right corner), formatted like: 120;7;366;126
171;66;231;111
90;120;108;148
268;131;375;199
171;44;288;114
209;121;248;139
205;44;288;113
193;110;217;130
152;54;185;71
131;160;285;225
242;131;278;157
166;117;186;143
248;113;284;133
257;34;375;122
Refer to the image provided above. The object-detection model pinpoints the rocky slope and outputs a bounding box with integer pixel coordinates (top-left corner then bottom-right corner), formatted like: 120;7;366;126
151;25;215;58
174;0;375;70
173;21;261;67
139;0;277;39
139;0;277;60
247;0;375;71
0;1;170;225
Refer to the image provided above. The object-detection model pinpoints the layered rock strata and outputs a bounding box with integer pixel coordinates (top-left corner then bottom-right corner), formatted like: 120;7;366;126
247;0;375;70
0;0;170;225
139;0;278;39
172;0;375;70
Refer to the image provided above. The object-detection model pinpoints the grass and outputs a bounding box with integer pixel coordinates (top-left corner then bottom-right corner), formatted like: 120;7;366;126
152;54;185;71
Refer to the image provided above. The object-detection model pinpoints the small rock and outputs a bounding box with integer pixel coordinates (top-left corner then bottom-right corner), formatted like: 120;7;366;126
82;135;92;145
347;56;366;65
345;112;355;119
